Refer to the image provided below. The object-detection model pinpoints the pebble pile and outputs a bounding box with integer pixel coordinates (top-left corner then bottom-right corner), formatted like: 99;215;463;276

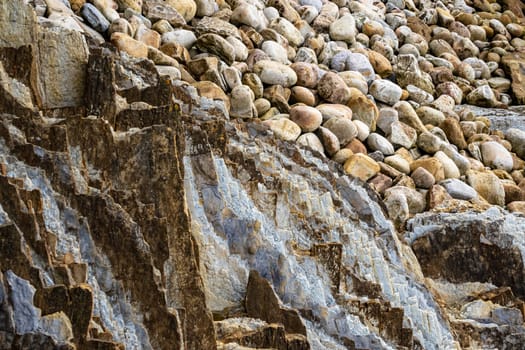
34;0;525;225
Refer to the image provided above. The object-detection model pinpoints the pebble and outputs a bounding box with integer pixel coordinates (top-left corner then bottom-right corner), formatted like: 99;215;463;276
329;14;357;43
289;105;323;132
388;121;417;149
435;151;460;179
263;118;302;142
317;72;351;105
297;133;325;154
316;104;352;122
253;60;298;87
466;170;505;206
323;117;358;146
81;3;110;33
369;79;403;106
230;85;256;119
343;154;380;181
480;141;514;172
411;167;435;189
411;157;445;182
385;154;411;174
316;126;340;156
367;133;395;156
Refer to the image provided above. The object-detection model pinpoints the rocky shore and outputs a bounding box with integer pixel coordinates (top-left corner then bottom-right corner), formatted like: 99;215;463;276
17;0;525;228
2;0;525;348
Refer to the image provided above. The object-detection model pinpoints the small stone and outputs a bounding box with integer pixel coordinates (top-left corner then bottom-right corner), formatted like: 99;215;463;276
388;121;417;149
329;14;357;44
506;128;525;159
385;154;411;174
367;50;393;78
253;60;298;87
466;170;505;206
503;183;524;204
377;107;399;134
384;190;409;225
466;85;497;107
270;17;304;47
416;106;445;126
290;62;319;89
338;71;368;95
345;138;367;154
318;72;351;104
369;79;403;105
111;32;148;58
81;3;109;33
196;34;235;65
410;158;445;182
343;154;380;181
162;30;197;50
227;36;249;62
411;167;435;189
435;151;460;179
347;88;378;131
117;0;142;12
316;104;352;122
407;84;434;104
507;201;525;215
440;117;467;150
332;148;353;164
263;118;302;142
395;101;426;133
231;3;265;30
480;141;514;172
230;85;256;119
316;126;340;156
289;105;322;132
290;86;316;106
367;133;395;156
323;117;358;146
254;98;271;117
439;178;477;200
166;0;196;22
135;23;161;48
417;132;443;154
297;133;324;154
261;40;289;64
242;73;264;99
427;184;453;209
368;173;393;194
143;1;185;26
385;186;427;214
353;120;370;142
193;81;230;111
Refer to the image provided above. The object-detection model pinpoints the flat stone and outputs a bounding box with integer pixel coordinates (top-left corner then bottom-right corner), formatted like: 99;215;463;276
196;34;236;65
343;153;380;181
466;170;505;206
81;3;110;33
385;154;411;174
411;157;445;182
316;126;340;156
329;14;357;43
439;179;478;200
297;133;324;154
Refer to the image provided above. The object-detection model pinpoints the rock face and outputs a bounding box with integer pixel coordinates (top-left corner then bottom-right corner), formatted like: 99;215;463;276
3;0;525;349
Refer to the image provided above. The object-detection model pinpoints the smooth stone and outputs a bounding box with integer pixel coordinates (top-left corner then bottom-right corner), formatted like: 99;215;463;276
255;98;271;116
135;23;160;48
253;60;297;87
384;190;409;224
142;2;185;26
417;132;443;154
411;167;435;189
318;72;351;104
388;121;417;149
323;117;358;146
338;71;368;95
367;133;395;156
242;73;264;99
195;0;218;17
466;170;505;206
297;133;324;154
117;0;142;12
332;148;354;164
410;157;445;182
385;154;411;174
155;65;181;81
347;88;378;131
166;0;196;22
230;85;256;119
505;128;525;159
81;3;109;33
385;186;426;214
316;104;352;122
367;50;393;78
162;30;197;50
196;33;235;65
329;14;357;44
436;82;463;105
416;106;445;126
289;105;322;132
111;32;148;58
394;101;427;133
439;143;471;175
290;62;318;88
263;118;302;142
344;52;375;83
353;120;370;142
227;36;249;62
395;54;434;93
343;154;381;181
193;80;230;110
316;126;340;156
439;179;478;200
407;84;434;104
440;117;467;150
466;85;497;107
369;79;403;106
376;107;398;134
270;17;304;47
261;40;289;64
231;3;265;30
435;151;460;179
290;86;316;106
480;141;514;172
